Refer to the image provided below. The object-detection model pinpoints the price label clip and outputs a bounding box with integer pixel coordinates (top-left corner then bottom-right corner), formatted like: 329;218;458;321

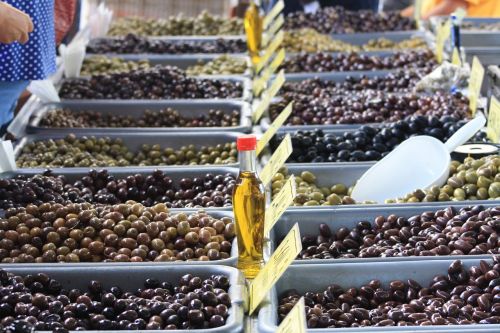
276;297;307;333
264;175;296;235
468;56;485;116
487;96;500;143
257;101;293;155
252;70;285;123
260;133;292;186
248;223;302;315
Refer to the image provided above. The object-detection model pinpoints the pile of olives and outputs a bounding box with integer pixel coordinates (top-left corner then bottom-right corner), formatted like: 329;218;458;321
0;269;231;330
298;205;500;260
279;259;500;328
186;55;247;75
16;134;237;168
276;117;486;164
284;29;427;53
0;169;236;209
80;56;150;76
461;21;500;31
0;203;234;263
59;66;243;99
284;6;416;34
108;11;244;36
272;155;498;207
278;70;425;95
87;34;246;55
39;108;240;128
280;50;437;73
271;92;471;126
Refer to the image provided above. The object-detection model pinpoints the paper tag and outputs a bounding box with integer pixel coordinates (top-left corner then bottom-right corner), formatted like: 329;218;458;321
276;297;307;333
264;175;296;234
262;14;284;47
256;29;284;74
487;97;500;143
468;56;485;115
435;19;451;63
263;0;284;30
253;48;286;97
248;223;302;315
414;0;423;25
252;70;285;123
452;47;461;66
257;101;293;155
260;133;292;186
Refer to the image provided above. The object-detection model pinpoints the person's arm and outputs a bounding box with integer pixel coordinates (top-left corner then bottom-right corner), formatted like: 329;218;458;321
421;0;468;19
0;1;34;44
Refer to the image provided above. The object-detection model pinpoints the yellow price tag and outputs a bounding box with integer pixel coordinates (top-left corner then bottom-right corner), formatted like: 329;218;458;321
260;134;292;186
487;97;500;143
263;0;284;30
452;47;461;66
252;70;285;123
276;297;307;333
252;77;267;97
262;14;284;47
264;175;296;234
468;56;485;115
256;29;284;74
414;0;423;26
248;223;302;315
435;20;451;63
257;101;293;156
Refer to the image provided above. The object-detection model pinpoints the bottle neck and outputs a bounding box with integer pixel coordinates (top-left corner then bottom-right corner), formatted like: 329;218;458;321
238;149;257;172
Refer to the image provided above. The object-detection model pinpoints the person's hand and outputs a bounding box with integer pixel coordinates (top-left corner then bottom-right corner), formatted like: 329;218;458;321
0;1;34;44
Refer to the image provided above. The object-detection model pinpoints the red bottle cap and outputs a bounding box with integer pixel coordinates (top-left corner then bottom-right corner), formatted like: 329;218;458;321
237;135;257;151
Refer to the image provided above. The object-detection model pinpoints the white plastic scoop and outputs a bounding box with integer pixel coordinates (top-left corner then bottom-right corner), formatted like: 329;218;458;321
351;114;486;203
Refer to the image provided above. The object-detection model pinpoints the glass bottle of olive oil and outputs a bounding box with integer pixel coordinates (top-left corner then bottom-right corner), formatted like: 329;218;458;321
233;135;265;279
244;1;263;66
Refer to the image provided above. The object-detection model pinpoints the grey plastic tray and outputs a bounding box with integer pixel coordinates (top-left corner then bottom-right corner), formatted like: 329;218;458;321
331;30;433;46
258;258;500;333
268;204;499;265
13;132;241;170
24;100;252;134
58;76;252;102
273;163;500;208
0;264;245;333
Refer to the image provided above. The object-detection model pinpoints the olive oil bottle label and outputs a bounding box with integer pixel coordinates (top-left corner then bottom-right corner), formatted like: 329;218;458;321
260;133;292;186
452;47;461;66
262;14;284;47
252;70;285;123
256;29;284;74
257;101;293;155
487;97;500;143
435;19;451;64
469;56;485;116
252;48;285;97
276;297;307;333
264;175;296;234
263;0;284;30
248;223;302;315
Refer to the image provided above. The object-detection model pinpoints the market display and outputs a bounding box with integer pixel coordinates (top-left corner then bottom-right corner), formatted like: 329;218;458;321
5;2;500;332
270;91;470;125
0;169;236;209
283;29;427;53
279;259;500;327
16;135;237;167
0;269;232;330
39;108;240;128
59;66;243;99
108;11;244;36
0;204;234;263
272;155;498;206
80;56;150;76
284;6;416;33
280;50;437;73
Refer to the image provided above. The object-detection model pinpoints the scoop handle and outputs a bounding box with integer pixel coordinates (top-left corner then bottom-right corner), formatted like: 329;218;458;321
444;113;486;152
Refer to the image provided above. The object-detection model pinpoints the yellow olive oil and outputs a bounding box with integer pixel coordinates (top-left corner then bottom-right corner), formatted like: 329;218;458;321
244;1;263;66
